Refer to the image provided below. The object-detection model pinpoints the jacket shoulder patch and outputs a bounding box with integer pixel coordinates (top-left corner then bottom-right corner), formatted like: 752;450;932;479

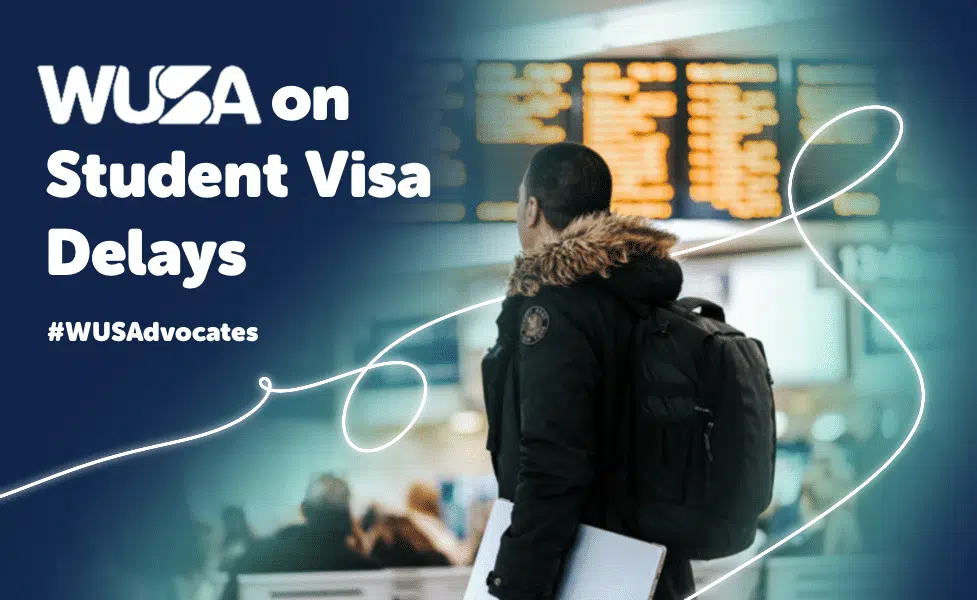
520;305;550;345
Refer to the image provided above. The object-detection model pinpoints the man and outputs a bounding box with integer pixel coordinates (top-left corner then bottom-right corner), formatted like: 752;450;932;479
481;143;694;600
222;474;378;600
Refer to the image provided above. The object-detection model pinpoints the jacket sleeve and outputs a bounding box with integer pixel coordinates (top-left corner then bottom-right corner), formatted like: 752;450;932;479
489;290;600;600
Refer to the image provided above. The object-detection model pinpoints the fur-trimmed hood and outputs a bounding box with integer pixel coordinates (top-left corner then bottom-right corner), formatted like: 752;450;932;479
506;212;683;301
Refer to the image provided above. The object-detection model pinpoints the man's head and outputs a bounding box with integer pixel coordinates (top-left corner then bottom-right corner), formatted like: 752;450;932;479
300;474;353;531
517;142;612;252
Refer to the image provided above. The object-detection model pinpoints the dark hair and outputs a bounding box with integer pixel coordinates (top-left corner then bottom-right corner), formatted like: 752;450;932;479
524;142;612;229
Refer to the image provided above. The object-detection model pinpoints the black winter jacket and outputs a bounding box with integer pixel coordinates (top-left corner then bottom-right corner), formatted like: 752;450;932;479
481;213;694;600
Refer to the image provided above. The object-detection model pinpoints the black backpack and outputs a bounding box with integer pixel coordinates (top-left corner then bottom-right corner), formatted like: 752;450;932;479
619;297;776;560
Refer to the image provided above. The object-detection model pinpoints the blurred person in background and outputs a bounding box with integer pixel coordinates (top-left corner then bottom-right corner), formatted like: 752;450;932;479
363;510;453;568
405;481;469;565
848;402;897;553
179;520;221;600
218;506;255;571
847;401;892;479
220;474;378;600
767;441;862;556
349;503;382;556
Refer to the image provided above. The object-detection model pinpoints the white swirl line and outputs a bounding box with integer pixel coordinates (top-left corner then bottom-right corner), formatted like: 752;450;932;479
0;105;922;600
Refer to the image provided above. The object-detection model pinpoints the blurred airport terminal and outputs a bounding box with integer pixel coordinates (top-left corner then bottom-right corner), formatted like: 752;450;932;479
176;1;955;599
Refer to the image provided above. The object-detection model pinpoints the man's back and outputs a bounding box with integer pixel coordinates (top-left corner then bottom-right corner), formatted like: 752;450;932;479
482;212;694;600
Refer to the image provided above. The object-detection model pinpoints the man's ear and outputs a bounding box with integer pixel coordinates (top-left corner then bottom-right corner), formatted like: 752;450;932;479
299;501;308;521
526;196;543;227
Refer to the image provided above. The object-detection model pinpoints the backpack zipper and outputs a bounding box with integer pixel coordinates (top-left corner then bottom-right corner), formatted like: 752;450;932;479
693;406;715;463
703;421;715;463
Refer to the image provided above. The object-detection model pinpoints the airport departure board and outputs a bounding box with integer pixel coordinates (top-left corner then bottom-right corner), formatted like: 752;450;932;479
475;62;574;221
582;61;678;219
685;61;781;219
415;58;907;223
790;62;890;218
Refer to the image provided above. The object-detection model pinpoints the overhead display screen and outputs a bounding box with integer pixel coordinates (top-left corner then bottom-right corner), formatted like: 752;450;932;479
475;62;573;221
685;61;781;219
789;62;893;218
418;58;903;222
581;61;678;219
399;60;471;223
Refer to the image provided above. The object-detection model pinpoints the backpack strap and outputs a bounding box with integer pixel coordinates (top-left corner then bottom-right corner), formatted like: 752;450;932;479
675;297;726;322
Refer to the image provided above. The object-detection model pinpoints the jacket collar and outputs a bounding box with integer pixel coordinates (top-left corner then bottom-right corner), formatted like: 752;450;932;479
506;212;678;297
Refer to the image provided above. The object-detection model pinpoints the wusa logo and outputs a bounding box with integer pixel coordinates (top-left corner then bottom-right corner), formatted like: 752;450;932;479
38;66;261;125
